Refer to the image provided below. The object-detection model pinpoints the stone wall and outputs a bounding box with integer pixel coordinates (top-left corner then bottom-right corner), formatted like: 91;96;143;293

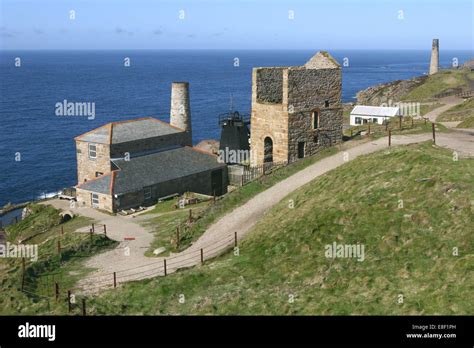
256;68;284;104
110;132;192;158
287;68;341;111
76;188;114;212
250;68;289;165
287;67;342;161
287;107;342;161
76;141;112;184
251;65;343;165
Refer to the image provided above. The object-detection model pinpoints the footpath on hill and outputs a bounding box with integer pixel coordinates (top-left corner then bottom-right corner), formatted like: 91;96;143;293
45;129;474;293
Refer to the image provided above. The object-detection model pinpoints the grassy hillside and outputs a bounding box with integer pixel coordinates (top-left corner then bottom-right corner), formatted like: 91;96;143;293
438;98;474;122
142;146;340;256
88;142;473;315
401;70;470;101
457;117;474;128
0;204;117;314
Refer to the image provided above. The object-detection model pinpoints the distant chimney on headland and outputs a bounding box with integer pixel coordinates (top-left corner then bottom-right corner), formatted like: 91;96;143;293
429;39;439;75
170;82;192;140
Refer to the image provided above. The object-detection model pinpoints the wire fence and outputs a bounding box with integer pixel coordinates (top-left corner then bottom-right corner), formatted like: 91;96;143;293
345;115;431;139
20;226;240;315
18;118;439;314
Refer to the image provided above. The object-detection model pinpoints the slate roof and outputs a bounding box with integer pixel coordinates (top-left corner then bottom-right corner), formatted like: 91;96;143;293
351;105;400;117
76;172;113;194
76;147;225;196
75;117;184;144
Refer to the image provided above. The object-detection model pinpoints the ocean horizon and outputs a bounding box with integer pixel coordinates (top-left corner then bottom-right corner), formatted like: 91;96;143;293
0;49;472;206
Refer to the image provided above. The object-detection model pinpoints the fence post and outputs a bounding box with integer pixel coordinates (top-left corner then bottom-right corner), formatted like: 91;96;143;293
176;227;180;249
350;129;353;138
92;223;95;233
104;224;107;237
67;290;72;313
411;117;414;128
113;272;117;288
89;228;93;244
234;232;238;248
21;257;26;291
200;248;204;264
388;130;392;147
57;240;61;256
164;259;167;276
82;298;86;316
61;226;64;235
399;116;402;131
432;123;436;144
55;282;59;302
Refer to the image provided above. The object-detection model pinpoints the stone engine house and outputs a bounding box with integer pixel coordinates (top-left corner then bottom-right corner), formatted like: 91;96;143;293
250;51;343;165
74;82;228;213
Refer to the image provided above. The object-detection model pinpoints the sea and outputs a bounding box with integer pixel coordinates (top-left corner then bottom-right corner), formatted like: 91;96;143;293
0;49;472;207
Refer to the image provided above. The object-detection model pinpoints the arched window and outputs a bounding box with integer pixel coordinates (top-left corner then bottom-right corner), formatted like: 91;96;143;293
263;137;273;163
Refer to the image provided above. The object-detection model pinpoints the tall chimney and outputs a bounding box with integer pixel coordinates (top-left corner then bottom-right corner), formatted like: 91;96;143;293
170;82;192;143
429;39;439;75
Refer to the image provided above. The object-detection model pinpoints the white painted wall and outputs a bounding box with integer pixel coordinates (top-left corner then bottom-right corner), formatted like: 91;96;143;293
350;114;392;126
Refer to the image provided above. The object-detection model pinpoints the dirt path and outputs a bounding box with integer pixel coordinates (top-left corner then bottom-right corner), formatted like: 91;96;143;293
424;96;464;124
46;132;473;293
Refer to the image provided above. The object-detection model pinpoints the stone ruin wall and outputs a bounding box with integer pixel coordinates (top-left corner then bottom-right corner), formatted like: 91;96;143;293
287;68;343;161
250;64;343;165
251;68;289;165
256;68;284;104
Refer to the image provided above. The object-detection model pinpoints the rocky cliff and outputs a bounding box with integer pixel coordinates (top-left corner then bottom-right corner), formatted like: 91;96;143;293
356;75;427;105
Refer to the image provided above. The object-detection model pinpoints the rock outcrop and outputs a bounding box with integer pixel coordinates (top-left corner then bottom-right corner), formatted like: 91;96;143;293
356;75;427;105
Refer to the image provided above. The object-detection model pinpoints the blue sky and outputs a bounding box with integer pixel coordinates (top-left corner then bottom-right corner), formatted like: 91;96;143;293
0;0;472;50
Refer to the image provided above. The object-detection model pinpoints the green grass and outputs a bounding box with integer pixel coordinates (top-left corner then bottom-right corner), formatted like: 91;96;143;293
402;70;469;102
438;98;474;122
140;147;341;256
420;103;444;116
87;141;473;315
457;116;474;128
0;204;118;314
142;205;210;257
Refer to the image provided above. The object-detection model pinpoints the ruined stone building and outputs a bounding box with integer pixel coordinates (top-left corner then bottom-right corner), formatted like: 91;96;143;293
74;82;227;213
250;51;343;165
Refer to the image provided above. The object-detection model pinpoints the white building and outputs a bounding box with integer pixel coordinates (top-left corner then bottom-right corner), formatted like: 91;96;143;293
350;105;401;126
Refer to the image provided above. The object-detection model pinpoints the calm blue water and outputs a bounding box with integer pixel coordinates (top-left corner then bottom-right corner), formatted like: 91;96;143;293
0;49;471;206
